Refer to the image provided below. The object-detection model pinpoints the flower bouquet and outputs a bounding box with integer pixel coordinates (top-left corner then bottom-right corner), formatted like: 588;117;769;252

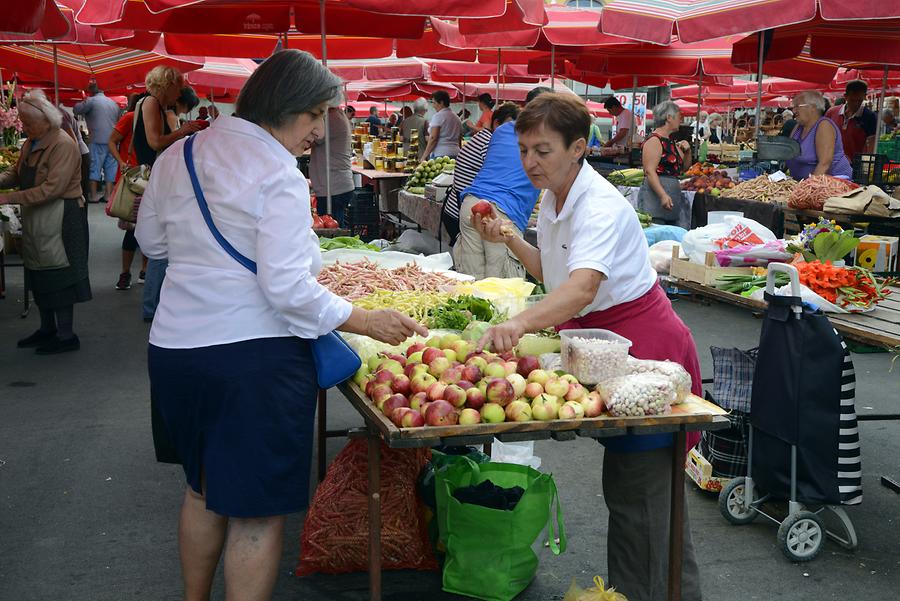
786;218;859;264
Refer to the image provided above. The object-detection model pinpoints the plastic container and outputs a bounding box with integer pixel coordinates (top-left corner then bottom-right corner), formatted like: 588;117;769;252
559;328;633;385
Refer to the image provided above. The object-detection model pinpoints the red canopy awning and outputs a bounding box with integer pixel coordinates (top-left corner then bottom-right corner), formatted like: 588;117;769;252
0;0;72;39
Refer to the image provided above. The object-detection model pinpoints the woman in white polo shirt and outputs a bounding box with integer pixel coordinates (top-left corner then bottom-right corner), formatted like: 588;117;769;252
136;50;425;601
472;93;703;601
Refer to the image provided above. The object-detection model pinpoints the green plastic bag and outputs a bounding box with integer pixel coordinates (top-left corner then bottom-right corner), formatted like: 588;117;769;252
436;458;567;601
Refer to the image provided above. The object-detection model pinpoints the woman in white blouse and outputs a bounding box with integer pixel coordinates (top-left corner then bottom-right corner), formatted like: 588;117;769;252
136;50;425;601
471;93;704;601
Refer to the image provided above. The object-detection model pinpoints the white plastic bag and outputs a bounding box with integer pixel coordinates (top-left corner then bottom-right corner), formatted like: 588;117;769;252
490;439;541;469
648;241;685;274
681;216;776;265
748;283;874;314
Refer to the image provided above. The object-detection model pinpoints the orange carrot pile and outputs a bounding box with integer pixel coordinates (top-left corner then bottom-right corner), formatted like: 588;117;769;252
787;175;857;210
794;261;895;309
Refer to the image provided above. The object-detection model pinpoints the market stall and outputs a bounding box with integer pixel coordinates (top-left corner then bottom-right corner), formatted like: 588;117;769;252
396;188;445;240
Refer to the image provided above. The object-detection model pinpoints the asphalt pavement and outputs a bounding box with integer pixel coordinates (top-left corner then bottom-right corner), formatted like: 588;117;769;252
1;204;898;601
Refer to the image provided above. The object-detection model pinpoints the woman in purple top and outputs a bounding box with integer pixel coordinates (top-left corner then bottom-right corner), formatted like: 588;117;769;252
785;91;853;180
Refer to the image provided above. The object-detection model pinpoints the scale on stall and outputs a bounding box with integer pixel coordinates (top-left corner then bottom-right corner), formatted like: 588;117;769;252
739;135;801;177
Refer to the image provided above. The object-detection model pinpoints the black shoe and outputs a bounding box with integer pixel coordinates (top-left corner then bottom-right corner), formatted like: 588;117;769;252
17;329;57;348
138;271;146;284
35;335;80;355
116;272;132;290
143;316;153;323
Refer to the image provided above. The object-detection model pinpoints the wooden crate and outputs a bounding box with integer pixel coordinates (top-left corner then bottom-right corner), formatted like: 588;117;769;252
669;246;753;286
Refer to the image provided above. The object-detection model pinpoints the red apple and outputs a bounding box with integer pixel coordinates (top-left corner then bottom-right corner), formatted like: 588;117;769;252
483;362;506;379
409;391;428;412
440;366;464;385
426;381;447;402
425;400;458;426
422;347;444;366
371;384;394;408
404;363;427;379
502;361;518;376
499;351;515;362
465;387;486;410
407;351;424;365
386;354;407;367
391;374;411;395
580;391;604;418
449;340;471;359
364;378;378;398
372;369;394;385
428;356;451;378
405;342;426;357
524;382;544;399
410;372;437;395
461;365;483;384
565;383;587;403
457;380;473;391
560;374;580;385
506;373;527;398
458;408;482;425
558;400;585;420
442;349;458;363
382;394;410;417
376;359;404;376
471;200;494;219
480;403;506;423
391;407;413;427
505;400;532;422
516;356;541;379
443;384;467;408
401;408;425;428
465;356;488;372
486;378;515;407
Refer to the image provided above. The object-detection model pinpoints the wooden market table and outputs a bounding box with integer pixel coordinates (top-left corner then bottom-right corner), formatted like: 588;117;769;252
669;277;900;349
326;381;729;601
352;166;408;213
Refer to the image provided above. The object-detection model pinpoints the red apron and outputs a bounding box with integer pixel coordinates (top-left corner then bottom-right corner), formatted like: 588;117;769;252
559;284;702;451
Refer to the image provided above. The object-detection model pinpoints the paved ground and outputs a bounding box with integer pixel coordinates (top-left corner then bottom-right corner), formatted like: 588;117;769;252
1;205;898;601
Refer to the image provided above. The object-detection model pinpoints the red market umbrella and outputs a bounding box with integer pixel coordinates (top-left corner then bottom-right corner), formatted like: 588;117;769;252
0;0;72;39
76;0;427;39
345;0;538;20
455;78;574;102
0;37;202;90
599;1;900;46
184;57;257;96
346;100;399;118
327;58;428;82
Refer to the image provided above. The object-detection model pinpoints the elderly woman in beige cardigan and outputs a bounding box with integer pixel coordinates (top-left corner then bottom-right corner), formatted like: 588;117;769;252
0;90;91;355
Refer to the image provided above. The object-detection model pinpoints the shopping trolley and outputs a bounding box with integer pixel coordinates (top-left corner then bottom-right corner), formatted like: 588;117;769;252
718;263;861;562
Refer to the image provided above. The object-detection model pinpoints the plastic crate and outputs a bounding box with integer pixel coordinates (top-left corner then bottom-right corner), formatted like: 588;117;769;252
346;187;379;242
852;153;900;186
877;138;900;162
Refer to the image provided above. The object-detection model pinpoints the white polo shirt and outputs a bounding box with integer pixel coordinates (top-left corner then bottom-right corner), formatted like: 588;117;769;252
536;161;657;315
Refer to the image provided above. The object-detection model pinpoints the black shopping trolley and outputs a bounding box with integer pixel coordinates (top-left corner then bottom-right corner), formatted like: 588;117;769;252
718;263;862;562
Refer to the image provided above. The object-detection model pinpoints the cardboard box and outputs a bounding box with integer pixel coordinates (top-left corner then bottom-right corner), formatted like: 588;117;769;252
685;447;731;493
669;247;753;286
853;235;898;272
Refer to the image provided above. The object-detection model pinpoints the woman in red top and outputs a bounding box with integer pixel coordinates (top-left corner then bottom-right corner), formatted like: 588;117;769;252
638;100;692;230
108;93;148;290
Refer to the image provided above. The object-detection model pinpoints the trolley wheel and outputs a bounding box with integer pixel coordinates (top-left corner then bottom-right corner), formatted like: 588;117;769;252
777;511;825;562
719;477;757;525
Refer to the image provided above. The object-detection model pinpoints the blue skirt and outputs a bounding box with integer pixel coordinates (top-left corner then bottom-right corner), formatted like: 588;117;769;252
148;337;318;518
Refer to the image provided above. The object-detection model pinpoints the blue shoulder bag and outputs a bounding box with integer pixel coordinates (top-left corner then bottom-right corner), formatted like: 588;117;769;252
183;135;360;389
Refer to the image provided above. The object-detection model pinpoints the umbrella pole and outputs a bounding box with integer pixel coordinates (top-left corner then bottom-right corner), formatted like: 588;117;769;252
695;70;703;142
550;46;556;91
319;0;332;216
754;31;764;140
874;65;888;150
53;46;59;105
496;49;501;101
629;74;637;149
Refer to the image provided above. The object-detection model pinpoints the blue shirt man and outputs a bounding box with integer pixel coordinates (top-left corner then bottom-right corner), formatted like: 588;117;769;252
74;83;122;201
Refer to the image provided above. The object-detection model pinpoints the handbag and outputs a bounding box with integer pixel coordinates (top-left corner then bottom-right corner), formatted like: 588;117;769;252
107;164;148;222
183;135;360;389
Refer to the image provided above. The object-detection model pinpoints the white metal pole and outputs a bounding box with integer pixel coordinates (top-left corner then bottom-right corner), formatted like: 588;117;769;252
754;31;764;140
496;49;501;101
695;70;703;142
874;65;888;150
53;46;59;105
629;74;637;148
319;0;332;216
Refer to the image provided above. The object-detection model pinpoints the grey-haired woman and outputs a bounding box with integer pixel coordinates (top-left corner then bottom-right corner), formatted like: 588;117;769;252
135;50;426;601
0;90;91;354
637;101;692;230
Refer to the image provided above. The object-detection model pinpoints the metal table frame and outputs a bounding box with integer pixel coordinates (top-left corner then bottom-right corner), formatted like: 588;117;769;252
317;384;730;601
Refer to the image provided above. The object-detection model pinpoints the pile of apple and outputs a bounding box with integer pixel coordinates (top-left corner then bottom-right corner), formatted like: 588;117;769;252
353;334;605;428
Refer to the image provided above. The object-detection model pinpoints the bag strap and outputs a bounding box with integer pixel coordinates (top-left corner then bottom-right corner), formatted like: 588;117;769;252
129;97;144;158
183;135;258;275
545;477;567;555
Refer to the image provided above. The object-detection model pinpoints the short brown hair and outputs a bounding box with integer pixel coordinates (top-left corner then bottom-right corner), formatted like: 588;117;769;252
515;93;590;148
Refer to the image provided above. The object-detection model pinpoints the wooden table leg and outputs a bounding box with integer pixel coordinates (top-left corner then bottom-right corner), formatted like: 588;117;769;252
317;388;328;482
667;430;687;601
367;432;382;601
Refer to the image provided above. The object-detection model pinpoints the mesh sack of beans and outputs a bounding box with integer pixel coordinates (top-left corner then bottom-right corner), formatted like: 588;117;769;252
596;374;677;417
624;357;693;403
295;440;438;576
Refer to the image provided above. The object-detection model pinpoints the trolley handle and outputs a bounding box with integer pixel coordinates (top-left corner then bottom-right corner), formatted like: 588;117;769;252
766;262;802;319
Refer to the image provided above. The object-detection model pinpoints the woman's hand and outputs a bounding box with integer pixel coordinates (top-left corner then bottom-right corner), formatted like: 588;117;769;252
660;193;674;210
364;309;429;346
471;209;518;245
476;318;526;354
177;121;203;138
676;140;691;154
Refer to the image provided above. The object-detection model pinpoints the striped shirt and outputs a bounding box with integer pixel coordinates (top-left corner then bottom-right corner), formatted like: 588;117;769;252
444;128;492;220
